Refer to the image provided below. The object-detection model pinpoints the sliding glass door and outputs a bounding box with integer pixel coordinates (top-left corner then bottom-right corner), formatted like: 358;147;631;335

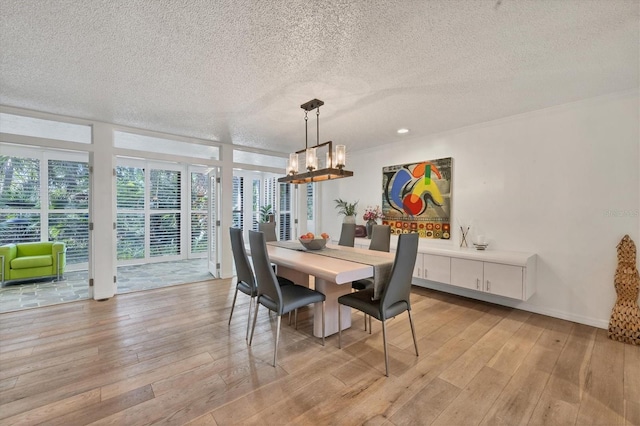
115;158;218;291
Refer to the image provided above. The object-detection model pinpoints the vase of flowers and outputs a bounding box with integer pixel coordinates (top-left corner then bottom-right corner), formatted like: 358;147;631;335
363;205;384;239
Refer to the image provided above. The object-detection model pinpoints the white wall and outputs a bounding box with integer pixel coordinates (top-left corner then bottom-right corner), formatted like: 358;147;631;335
320;90;640;328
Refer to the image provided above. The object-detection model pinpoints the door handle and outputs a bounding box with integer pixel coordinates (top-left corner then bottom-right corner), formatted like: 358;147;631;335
486;280;491;291
476;278;480;290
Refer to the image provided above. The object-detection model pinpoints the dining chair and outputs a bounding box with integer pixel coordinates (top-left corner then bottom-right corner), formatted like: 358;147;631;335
228;227;294;339
351;224;392;331
352;224;391;290
248;230;326;367
351;225;391;292
258;221;282;276
369;225;391;252
338;222;356;247
337;232;420;377
258;222;278;242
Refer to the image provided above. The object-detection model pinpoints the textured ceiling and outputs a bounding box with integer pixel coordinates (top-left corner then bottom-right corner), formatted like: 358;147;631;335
1;0;638;155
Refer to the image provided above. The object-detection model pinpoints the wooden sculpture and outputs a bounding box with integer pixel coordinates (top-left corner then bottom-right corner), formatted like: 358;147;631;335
608;234;640;345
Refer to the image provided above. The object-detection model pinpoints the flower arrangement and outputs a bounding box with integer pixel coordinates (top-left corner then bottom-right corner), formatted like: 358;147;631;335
362;205;384;222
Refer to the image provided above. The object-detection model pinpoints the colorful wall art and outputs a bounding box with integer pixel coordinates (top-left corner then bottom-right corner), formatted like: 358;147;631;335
382;157;452;239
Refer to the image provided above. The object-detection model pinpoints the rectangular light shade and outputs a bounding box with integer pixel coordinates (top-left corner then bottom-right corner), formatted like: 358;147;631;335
335;145;346;167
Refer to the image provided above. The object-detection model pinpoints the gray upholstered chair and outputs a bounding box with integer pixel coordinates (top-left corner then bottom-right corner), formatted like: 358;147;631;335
248;230;326;367
228;227;293;339
338;222;356;247
352;225;392;291
369;225;391;252
337;233;420;376
352;224;393;331
258;222;278;242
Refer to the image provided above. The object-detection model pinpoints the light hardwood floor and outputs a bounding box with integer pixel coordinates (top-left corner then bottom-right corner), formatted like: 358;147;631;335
0;279;638;425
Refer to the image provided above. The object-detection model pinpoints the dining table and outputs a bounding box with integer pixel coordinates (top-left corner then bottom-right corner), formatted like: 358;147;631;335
265;241;395;337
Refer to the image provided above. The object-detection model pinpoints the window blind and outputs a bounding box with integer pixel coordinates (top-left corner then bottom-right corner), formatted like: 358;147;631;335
190;171;208;254
232;176;244;229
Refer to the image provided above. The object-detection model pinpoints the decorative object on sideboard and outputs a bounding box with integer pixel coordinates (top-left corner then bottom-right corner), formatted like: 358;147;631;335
334;198;358;224
382;157;452;239
608;234;640;345
363;205;384;239
354;225;366;238
278;98;353;184
473;234;488;250
459;225;470;248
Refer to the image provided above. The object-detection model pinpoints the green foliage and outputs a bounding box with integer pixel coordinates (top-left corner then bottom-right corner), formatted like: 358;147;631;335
259;204;274;223
334;198;358;216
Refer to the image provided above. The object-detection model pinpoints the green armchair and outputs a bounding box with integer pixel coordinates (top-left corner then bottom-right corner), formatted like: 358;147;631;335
0;241;66;285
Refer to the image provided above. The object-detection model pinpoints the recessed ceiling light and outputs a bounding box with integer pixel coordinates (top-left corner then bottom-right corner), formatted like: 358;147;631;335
397;128;410;134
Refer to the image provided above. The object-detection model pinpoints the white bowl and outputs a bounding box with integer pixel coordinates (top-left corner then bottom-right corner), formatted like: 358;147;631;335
299;238;327;250
473;243;489;251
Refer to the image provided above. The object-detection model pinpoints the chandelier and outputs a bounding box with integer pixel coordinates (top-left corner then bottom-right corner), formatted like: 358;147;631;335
278;98;353;184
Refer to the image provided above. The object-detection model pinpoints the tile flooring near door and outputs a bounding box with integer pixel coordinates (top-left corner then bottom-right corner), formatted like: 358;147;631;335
0;258;213;313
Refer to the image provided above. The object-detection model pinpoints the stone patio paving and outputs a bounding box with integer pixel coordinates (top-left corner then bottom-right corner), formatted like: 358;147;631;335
0;258;213;313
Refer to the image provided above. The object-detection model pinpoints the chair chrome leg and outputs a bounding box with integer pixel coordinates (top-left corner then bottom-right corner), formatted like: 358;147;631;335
288;311;292;325
408;309;419;356
382;320;389;377
364;313;367;331
294;308;298;330
338;304;342;349
369;315;372;334
273;315;281;367
249;301;260;346
321;301;325;346
245;296;254;340
228;287;239;325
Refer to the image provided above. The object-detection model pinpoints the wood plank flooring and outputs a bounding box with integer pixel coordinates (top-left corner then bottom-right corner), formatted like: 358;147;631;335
0;279;638;425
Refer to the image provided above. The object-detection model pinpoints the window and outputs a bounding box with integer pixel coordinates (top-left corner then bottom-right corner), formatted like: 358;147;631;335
306;184;314;220
47;159;89;263
252;178;260;230
232;176;244;229
114;131;219;160
306;183;315;234
149;168;181;257
190;171;208;254
233;150;286;168
279;183;292;241
0;150;89;266
116;163;183;260
116;166;145;260
0;156;41;245
0;113;91;144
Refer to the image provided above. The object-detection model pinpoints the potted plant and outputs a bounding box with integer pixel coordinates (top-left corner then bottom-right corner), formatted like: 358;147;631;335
259;204;275;223
334;198;358;223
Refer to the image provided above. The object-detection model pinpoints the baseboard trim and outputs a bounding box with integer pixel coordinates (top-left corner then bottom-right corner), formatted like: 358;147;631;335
413;279;609;330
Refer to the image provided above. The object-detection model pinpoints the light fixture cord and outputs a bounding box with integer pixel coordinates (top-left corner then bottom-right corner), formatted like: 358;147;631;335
304;110;308;149
316;107;320;147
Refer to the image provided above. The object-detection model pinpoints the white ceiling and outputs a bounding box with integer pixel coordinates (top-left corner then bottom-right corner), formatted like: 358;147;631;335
1;0;638;155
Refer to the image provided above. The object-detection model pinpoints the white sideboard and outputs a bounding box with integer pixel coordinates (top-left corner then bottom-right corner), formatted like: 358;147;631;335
354;237;537;301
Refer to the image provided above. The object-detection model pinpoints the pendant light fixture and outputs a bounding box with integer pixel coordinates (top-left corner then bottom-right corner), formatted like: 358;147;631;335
278;99;353;184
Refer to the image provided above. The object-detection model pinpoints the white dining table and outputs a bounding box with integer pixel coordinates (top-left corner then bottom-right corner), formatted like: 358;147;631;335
265;242;395;337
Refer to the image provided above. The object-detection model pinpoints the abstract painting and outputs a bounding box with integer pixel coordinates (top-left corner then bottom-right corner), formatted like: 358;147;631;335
382;157;452;239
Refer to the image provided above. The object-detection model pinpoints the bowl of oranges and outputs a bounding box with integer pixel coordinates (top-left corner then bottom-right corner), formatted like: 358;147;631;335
299;232;329;250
